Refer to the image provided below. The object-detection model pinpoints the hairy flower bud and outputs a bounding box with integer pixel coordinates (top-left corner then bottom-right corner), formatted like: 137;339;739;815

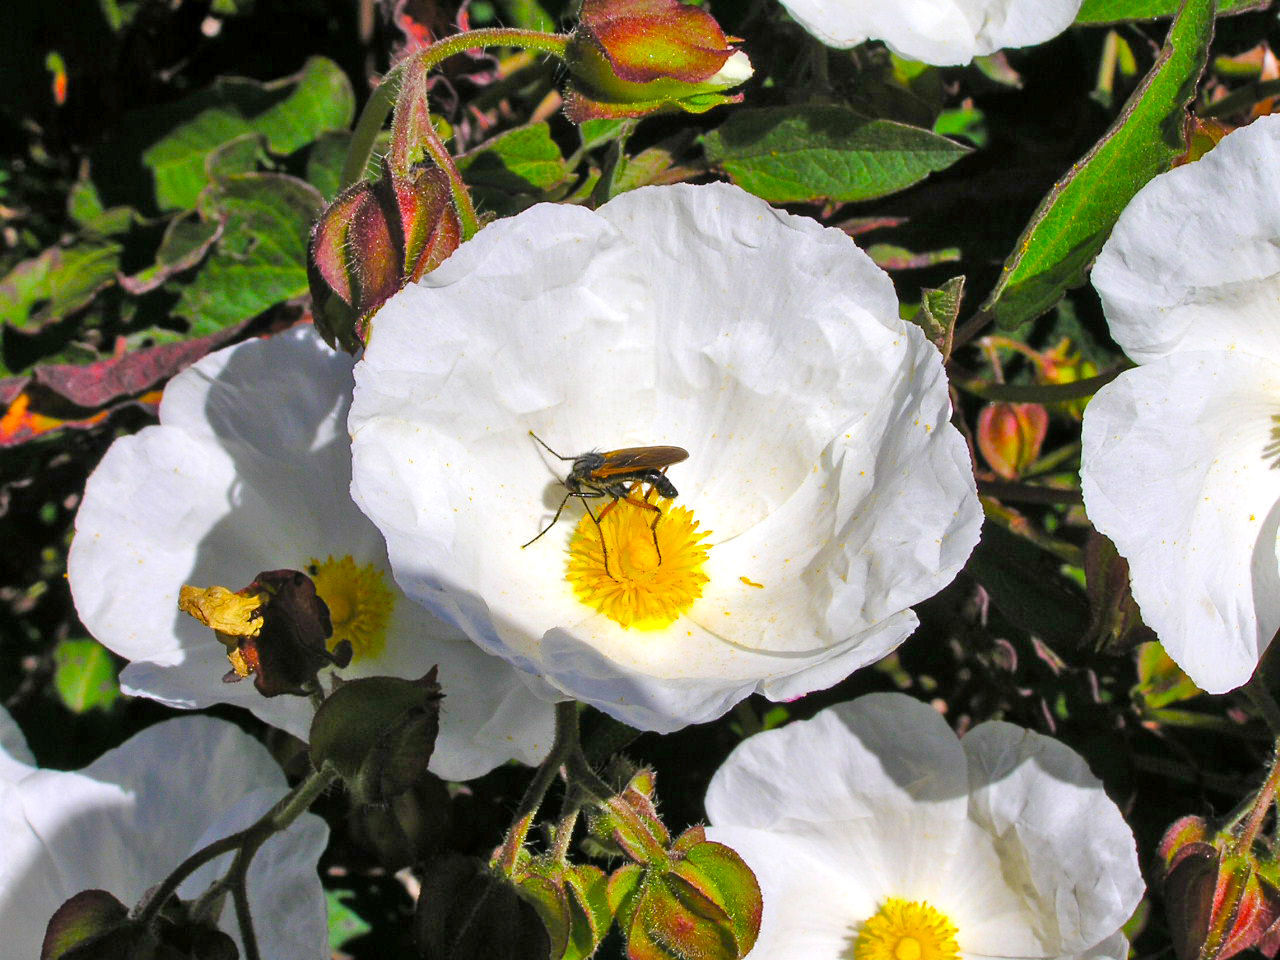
977;401;1048;480
563;0;751;122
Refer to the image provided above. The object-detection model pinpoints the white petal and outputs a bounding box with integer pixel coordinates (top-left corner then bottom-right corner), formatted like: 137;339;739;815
1092;114;1280;365
773;0;1082;64
350;184;979;731
705;825;870;960
0;705;36;781
0;716;328;959
958;721;1142;957
70;326;551;776
1081;351;1280;693
706;693;969;837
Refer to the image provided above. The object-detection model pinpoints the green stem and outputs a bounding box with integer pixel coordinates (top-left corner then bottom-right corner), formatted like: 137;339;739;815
955;368;1125;404
340;29;571;192
1246;667;1280;738
549;808;580;864
496;700;581;873
1235;735;1280;853
133;767;339;932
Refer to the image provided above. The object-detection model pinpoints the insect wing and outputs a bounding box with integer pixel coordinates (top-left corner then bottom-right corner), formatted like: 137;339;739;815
594;445;689;478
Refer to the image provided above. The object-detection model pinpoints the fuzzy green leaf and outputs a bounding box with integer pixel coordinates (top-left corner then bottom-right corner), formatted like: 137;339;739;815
703;105;968;204
983;0;1213;329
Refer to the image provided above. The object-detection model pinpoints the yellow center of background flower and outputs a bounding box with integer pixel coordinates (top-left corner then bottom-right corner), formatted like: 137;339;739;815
854;899;960;960
566;495;710;629
306;554;394;661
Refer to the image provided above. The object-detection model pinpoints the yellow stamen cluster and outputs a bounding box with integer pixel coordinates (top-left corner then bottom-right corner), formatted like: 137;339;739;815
306;554;395;661
854;898;960;960
566;496;711;629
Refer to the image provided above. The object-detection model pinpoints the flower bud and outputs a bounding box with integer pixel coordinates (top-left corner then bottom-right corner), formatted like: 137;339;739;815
610;833;762;960
509;857;611;960
309;669;443;805
308;163;461;352
976;401;1048;480
563;0;752;122
1160;817;1280;960
1036;338;1098;419
586;768;670;865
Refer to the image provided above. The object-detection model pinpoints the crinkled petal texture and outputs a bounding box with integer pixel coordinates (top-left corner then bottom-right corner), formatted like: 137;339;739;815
68;327;553;780
774;0;1083;64
349;183;980;733
0;711;328;960
704;693;1143;960
1083;115;1280;694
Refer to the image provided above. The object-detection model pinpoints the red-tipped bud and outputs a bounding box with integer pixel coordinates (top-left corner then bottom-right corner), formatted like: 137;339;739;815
1160;817;1280;960
563;0;752;122
308;163;460;352
977;402;1048;480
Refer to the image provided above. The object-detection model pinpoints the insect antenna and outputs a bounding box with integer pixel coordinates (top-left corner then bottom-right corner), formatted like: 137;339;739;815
529;430;576;461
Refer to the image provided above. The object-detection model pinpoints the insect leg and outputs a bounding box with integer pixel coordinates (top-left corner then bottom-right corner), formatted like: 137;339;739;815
581;499;619;581
521;490;574;548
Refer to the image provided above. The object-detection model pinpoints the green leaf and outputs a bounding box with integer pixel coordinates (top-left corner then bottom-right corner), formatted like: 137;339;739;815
702;106;969;204
137;56;355;211
460;123;569;196
175;173;324;335
967;522;1091;645
1076;0;1261;23
579;118;633;152
326;889;372;950
52;639;120;713
0;241;122;333
982;0;1213;329
120;212;221;295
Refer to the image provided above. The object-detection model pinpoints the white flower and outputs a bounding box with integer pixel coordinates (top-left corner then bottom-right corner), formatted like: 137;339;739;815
348;182;981;733
704;693;1143;960
778;0;1084;65
1081;114;1280;695
68;326;553;780
0;709;329;959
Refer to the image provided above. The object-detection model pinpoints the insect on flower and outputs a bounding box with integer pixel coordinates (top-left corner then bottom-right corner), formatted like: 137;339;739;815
522;432;689;579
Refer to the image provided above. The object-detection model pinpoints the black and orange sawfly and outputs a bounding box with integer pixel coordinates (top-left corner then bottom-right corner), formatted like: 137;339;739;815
521;431;689;579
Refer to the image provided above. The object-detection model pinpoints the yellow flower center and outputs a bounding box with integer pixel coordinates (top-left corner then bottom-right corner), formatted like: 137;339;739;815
854;899;960;960
306;555;395;662
566;495;711;629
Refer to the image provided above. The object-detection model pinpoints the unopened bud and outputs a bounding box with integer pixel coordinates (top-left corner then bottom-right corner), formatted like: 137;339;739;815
977;402;1048;480
563;0;751;122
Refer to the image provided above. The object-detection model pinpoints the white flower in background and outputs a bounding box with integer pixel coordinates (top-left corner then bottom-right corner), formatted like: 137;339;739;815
68;326;553;780
1081;114;1280;695
704;693;1143;960
0;709;329;959
778;0;1084;65
348;182;981;733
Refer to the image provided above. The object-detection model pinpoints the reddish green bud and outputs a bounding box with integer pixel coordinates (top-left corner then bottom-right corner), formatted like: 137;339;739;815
1160;819;1280;960
415;854;552;960
588;769;671;865
563;0;752;122
616;838;761;960
309;669;442;805
308;163;461;352
41;890;238;960
976;401;1048;480
510;857;612;960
